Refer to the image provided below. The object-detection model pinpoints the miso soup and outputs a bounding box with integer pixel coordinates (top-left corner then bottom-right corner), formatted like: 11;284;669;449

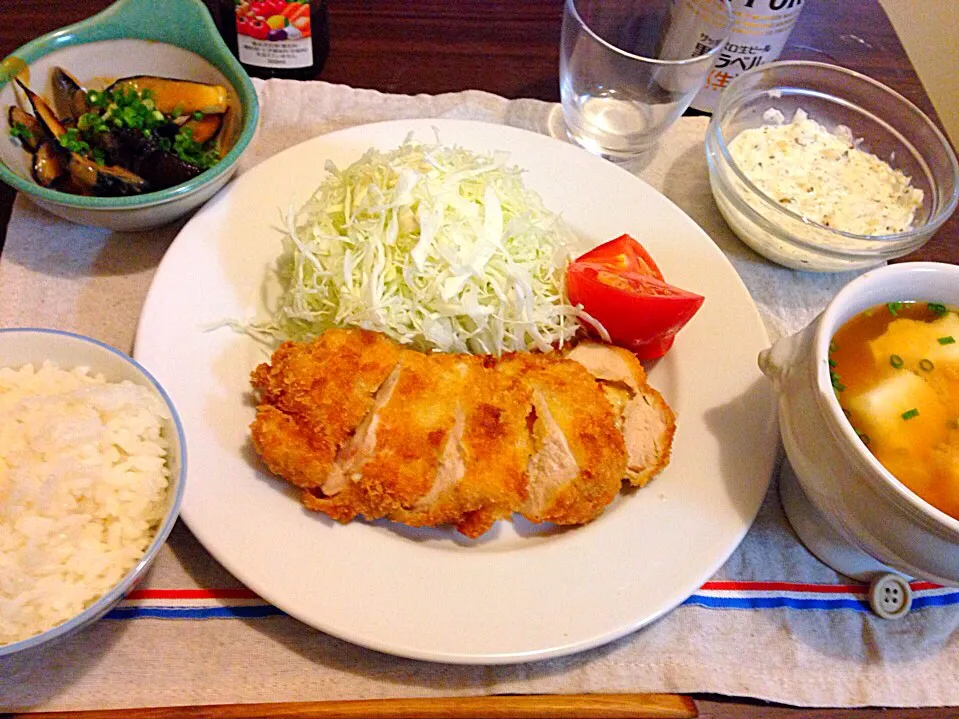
830;301;959;521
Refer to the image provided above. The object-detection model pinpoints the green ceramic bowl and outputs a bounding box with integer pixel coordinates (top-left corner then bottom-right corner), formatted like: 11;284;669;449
0;0;259;231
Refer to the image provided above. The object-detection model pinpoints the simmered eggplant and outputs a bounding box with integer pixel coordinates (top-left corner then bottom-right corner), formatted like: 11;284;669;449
8;106;49;152
89;127;204;188
136;150;204;188
215;107;236;159
107;76;228;115
68;153;149;196
51;67;90;122
9;70;231;197
90;126;158;170
179;113;222;144
32;140;68;187
15;79;66;139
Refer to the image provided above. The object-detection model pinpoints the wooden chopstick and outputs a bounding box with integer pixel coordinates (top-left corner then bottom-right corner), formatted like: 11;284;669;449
4;693;697;719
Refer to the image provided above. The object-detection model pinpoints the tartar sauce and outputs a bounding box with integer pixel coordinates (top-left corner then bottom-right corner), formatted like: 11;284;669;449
728;109;924;235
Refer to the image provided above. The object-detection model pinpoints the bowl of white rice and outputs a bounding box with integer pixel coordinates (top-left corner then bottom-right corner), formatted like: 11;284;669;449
0;328;185;657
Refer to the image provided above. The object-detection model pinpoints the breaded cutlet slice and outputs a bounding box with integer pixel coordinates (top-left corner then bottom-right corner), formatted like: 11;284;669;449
306;349;469;524
384;353;533;537
434;357;535;538
565;342;676;487
499;352;627;526
249;328;402;490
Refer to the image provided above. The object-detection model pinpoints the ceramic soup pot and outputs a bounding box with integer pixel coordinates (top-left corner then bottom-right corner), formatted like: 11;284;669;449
759;262;959;586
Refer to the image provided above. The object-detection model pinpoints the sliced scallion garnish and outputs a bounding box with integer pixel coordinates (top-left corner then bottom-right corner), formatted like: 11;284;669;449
901;408;919;420
890;354;904;368
919;358;935;372
938;336;956;345
830;371;844;391
887;301;903;316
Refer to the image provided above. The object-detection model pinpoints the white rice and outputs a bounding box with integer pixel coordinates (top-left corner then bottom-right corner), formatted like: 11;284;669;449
0;361;171;645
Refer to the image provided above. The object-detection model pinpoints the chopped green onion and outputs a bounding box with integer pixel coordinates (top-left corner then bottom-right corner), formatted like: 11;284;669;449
890;354;904;368
58;127;91;156
829;341;838;354
830;371;845;392
828;358;837;368
938;336;956;345
887;301;903;316
929;302;947;316
919;358;935;372
857;431;871;446
173;126;220;170
901;408;919;420
192;110;204;121
9;121;32;143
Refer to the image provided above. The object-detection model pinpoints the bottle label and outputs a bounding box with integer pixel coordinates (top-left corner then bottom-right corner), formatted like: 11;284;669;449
685;0;805;111
234;1;314;70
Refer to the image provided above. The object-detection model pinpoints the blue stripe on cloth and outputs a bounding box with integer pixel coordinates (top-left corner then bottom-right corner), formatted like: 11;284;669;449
913;593;959;610
105;606;287;620
682;595;871;611
683;591;959;612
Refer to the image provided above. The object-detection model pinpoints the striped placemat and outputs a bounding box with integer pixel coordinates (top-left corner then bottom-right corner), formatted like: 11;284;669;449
108;581;959;621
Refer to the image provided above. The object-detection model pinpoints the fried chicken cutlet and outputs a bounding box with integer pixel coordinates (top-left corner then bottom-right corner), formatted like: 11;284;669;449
250;329;675;538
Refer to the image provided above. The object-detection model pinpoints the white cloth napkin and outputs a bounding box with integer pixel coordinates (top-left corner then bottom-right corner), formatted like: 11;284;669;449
1;80;957;711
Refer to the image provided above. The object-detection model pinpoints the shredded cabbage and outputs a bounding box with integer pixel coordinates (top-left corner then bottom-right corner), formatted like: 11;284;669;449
254;137;591;354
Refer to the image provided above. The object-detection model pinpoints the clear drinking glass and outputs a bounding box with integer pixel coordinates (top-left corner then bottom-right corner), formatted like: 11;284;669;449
560;0;733;162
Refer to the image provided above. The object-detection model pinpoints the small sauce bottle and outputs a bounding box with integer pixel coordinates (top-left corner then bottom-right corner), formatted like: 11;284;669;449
216;0;330;81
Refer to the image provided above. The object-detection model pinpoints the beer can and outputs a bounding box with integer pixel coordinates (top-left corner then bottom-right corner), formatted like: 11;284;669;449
685;0;806;112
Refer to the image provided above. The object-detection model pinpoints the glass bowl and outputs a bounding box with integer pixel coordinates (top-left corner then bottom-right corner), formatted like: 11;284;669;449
705;61;959;272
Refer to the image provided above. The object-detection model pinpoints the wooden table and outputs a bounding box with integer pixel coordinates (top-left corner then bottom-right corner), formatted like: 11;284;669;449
0;2;957;718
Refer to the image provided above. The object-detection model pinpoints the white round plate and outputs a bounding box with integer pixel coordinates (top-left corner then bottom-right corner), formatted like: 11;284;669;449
135;119;778;664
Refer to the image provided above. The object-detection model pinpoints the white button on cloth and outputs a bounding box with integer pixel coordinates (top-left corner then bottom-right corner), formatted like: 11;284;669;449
869;573;913;620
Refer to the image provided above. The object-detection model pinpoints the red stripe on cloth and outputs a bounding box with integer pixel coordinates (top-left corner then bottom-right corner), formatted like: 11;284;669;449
701;580;943;593
125;588;260;600
702;581;865;593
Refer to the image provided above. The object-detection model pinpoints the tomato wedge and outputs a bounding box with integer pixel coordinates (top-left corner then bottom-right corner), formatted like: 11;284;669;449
567;262;704;360
574;233;664;280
